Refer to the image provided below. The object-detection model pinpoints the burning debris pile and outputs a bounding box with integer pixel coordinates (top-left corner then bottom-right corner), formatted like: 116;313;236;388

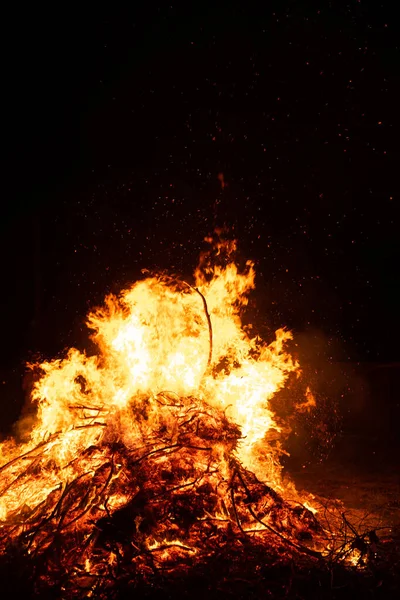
0;236;391;598
0;394;323;598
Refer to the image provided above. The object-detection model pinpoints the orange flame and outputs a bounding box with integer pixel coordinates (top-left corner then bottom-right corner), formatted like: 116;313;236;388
0;236;310;537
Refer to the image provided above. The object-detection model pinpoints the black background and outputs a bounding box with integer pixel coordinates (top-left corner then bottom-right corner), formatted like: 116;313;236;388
1;3;399;428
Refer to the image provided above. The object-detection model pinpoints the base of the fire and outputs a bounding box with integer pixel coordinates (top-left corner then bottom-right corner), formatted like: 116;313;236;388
1;393;398;599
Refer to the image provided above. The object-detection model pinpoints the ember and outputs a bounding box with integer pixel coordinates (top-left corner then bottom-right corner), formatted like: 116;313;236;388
0;235;390;598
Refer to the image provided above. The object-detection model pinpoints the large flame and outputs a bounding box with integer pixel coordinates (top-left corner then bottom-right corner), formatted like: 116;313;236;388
3;235;365;597
0;237;300;514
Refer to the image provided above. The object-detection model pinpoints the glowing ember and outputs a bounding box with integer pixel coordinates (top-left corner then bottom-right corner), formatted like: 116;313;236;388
0;235;376;597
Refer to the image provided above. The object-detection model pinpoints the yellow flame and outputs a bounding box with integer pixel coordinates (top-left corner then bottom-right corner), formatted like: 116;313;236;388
0;237;307;522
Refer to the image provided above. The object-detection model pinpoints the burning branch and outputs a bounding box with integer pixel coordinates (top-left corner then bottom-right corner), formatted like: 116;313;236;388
193;286;213;374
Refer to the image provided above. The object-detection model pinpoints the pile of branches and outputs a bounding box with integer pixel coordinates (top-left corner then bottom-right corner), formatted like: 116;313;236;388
0;393;398;599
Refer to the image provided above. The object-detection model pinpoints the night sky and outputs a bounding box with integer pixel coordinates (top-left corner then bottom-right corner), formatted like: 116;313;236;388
1;3;399;426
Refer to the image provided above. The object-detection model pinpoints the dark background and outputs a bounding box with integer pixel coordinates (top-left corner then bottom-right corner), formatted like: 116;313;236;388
1;3;399;431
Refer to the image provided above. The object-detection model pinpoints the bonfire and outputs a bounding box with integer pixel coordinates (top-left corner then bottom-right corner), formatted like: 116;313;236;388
0;235;395;599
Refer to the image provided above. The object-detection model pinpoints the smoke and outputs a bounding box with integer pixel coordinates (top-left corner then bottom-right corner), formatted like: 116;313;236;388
271;328;369;470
